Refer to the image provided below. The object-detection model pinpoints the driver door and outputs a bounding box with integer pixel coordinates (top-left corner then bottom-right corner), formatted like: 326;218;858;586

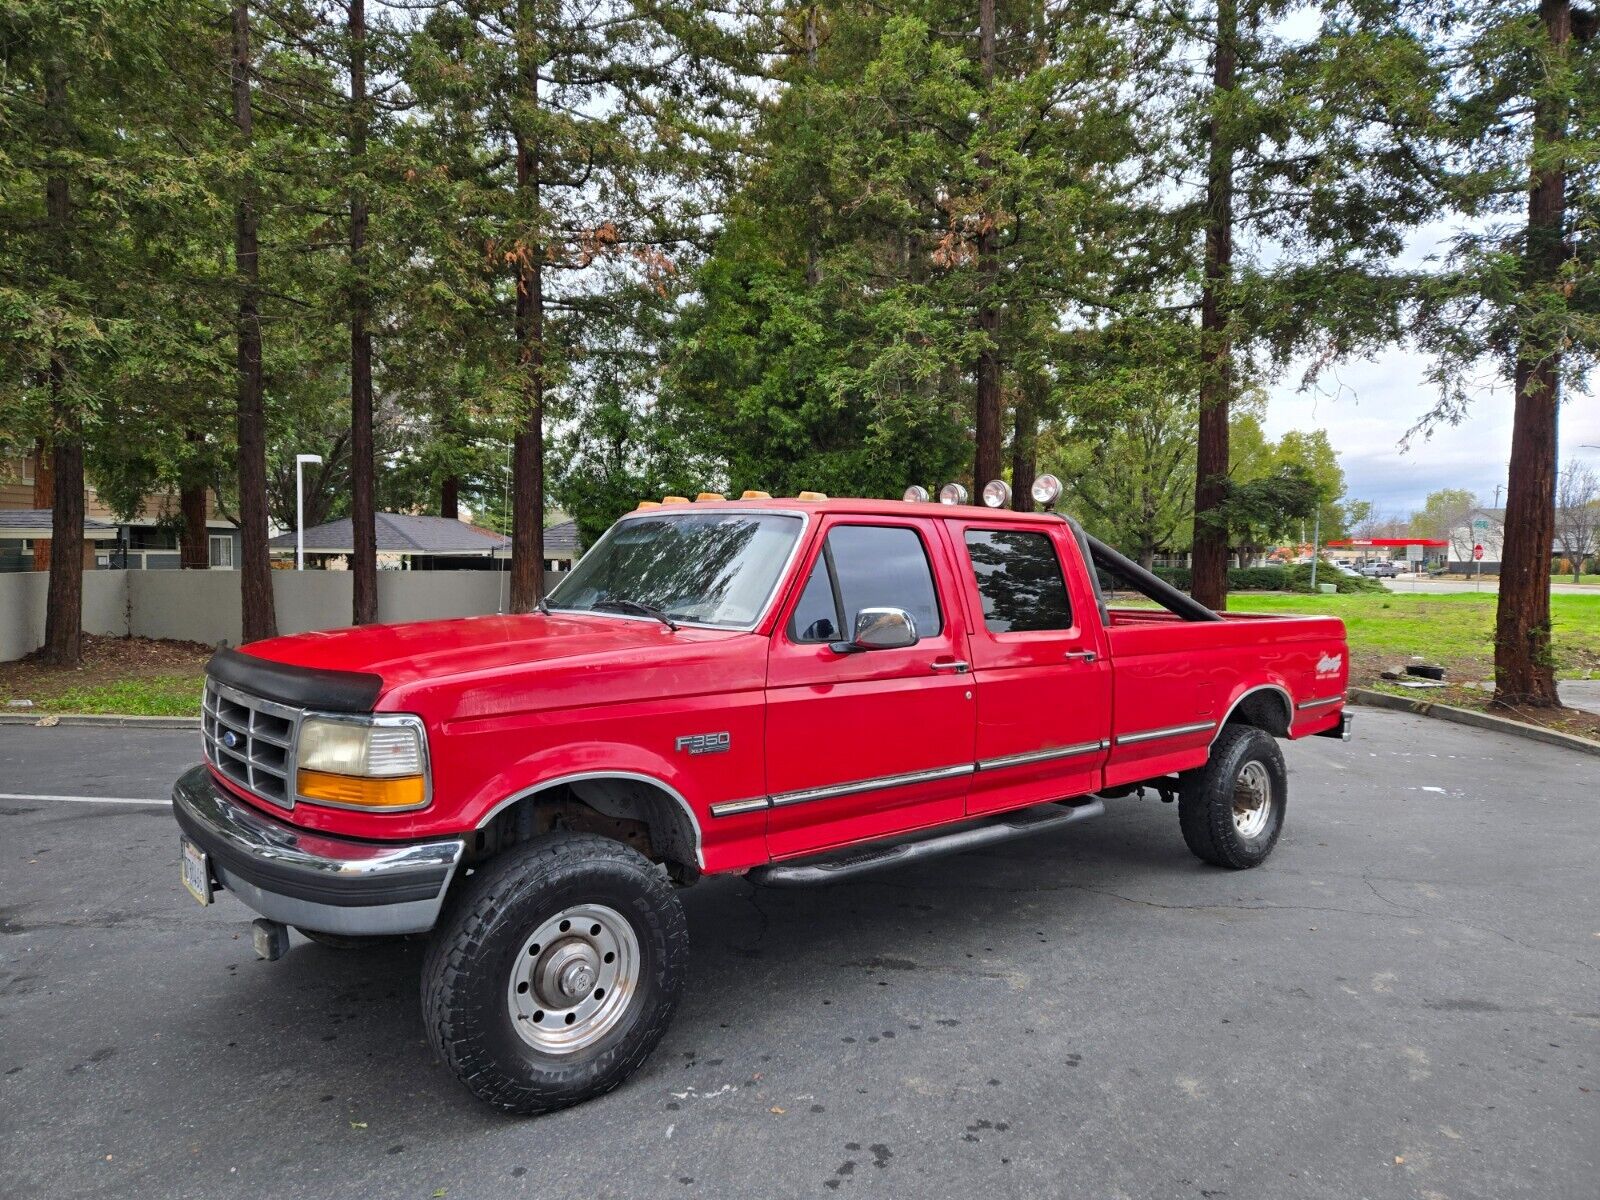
764;517;976;859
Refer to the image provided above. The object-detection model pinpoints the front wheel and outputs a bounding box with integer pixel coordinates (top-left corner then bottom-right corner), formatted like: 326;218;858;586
422;833;687;1114
1178;725;1287;869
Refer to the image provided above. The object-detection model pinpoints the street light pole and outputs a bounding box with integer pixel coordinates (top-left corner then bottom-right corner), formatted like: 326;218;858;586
295;453;323;571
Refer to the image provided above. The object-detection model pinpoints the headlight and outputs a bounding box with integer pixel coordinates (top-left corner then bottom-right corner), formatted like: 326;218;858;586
295;716;429;810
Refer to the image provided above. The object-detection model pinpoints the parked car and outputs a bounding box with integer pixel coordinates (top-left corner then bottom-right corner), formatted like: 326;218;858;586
1360;561;1399;578
172;492;1352;1114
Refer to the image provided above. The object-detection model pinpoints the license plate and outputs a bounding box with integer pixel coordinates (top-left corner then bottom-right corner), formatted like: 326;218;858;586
181;837;212;906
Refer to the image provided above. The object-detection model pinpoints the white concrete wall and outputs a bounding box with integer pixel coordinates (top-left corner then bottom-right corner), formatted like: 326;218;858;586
1;569;514;661
0;572;129;661
378;572;509;624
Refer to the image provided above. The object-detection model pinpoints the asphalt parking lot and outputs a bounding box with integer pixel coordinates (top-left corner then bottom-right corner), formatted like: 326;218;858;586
2;711;1595;1200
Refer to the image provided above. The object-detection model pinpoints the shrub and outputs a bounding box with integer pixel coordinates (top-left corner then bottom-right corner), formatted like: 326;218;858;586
1282;561;1384;594
1151;565;1191;589
1230;566;1289;591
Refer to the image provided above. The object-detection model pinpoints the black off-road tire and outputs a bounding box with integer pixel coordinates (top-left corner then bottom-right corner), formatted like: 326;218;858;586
294;928;405;950
422;833;687;1115
1178;724;1288;869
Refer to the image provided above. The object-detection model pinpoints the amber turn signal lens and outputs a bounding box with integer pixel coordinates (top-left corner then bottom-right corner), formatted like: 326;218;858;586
297;769;425;809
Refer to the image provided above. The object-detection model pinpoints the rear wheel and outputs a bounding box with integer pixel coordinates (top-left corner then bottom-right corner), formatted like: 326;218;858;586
422;833;687;1114
1178;724;1287;869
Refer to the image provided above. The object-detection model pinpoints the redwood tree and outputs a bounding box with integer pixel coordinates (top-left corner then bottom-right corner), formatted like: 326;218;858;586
40;54;85;665
1190;0;1236;611
1412;0;1597;708
232;2;276;642
972;0;1002;487
1494;0;1574;707
348;0;378;625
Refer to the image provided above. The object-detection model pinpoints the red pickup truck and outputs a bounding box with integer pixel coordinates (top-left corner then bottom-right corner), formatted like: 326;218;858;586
172;493;1350;1114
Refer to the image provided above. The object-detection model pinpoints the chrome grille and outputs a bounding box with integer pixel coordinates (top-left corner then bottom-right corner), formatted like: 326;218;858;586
202;680;300;809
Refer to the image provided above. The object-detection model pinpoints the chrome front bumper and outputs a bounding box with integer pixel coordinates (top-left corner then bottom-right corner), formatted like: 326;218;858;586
172;764;465;936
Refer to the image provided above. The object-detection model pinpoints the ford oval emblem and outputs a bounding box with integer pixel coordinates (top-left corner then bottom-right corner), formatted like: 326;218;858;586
222;729;240;749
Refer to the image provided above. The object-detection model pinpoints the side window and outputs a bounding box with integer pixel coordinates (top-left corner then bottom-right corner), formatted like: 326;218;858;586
788;525;943;643
830;525;942;638
964;529;1074;633
788;556;842;643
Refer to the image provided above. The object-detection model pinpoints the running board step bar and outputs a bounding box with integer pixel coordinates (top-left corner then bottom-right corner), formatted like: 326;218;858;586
747;798;1105;888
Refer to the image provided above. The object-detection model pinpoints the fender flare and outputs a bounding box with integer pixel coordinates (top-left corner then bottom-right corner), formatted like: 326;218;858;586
474;769;704;870
1212;682;1294;742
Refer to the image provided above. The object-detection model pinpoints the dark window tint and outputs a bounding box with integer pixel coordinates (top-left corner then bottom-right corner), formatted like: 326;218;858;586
964;529;1074;633
788;556;842;643
789;525;943;643
830;525;941;638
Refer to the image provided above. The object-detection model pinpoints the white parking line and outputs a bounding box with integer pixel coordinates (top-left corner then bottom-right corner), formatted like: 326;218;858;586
0;792;169;807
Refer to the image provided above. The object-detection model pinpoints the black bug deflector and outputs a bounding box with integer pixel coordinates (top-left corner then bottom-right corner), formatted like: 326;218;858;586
206;646;383;713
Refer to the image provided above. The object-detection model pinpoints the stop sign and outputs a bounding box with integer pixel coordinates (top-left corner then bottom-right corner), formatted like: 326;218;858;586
1473;544;1484;561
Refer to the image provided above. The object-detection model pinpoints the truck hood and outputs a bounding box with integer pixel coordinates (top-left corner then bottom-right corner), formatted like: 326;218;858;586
239;611;734;696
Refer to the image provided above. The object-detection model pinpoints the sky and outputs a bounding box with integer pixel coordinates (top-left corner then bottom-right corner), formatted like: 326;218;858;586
1263;352;1600;521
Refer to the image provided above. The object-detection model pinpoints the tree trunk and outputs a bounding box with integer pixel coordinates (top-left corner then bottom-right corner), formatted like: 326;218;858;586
1191;0;1236;612
1493;0;1570;709
972;0;1002;488
1010;377;1039;512
179;428;209;569
30;439;51;571
232;2;276;642
180;489;210;573
40;57;83;666
509;4;545;612
349;0;377;626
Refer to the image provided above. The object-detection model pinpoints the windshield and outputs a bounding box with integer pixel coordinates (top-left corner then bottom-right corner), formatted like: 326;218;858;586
547;511;804;629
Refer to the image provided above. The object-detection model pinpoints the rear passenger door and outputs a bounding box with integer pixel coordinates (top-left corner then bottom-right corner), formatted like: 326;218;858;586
764;518;976;859
948;521;1112;816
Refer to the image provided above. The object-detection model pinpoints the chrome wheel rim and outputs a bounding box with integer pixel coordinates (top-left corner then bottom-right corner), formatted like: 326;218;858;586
506;903;639;1055
1232;760;1273;839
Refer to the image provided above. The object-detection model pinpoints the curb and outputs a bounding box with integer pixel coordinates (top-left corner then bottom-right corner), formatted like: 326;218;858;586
1348;687;1600;759
0;712;201;731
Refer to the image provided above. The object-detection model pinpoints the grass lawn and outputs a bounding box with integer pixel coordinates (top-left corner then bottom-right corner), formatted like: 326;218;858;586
1227;591;1600;678
1223;591;1600;739
0;636;209;717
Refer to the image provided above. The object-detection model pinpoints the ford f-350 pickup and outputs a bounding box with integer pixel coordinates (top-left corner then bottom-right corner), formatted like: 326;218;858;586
172;491;1350;1113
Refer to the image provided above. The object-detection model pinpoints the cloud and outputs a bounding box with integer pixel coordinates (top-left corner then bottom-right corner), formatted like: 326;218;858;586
1265;350;1600;516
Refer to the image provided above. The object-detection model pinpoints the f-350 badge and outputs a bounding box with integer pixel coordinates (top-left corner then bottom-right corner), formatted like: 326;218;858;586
676;731;731;756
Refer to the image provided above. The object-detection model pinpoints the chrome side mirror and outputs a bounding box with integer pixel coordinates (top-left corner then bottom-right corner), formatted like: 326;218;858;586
833;606;918;653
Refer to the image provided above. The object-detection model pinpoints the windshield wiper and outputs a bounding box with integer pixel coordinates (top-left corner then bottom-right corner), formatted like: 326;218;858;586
594;599;679;631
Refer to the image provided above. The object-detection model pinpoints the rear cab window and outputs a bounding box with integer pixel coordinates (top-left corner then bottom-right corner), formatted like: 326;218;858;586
963;528;1074;633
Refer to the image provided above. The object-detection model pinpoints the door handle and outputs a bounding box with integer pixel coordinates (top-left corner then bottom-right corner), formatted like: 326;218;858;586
1063;650;1098;663
930;660;970;673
